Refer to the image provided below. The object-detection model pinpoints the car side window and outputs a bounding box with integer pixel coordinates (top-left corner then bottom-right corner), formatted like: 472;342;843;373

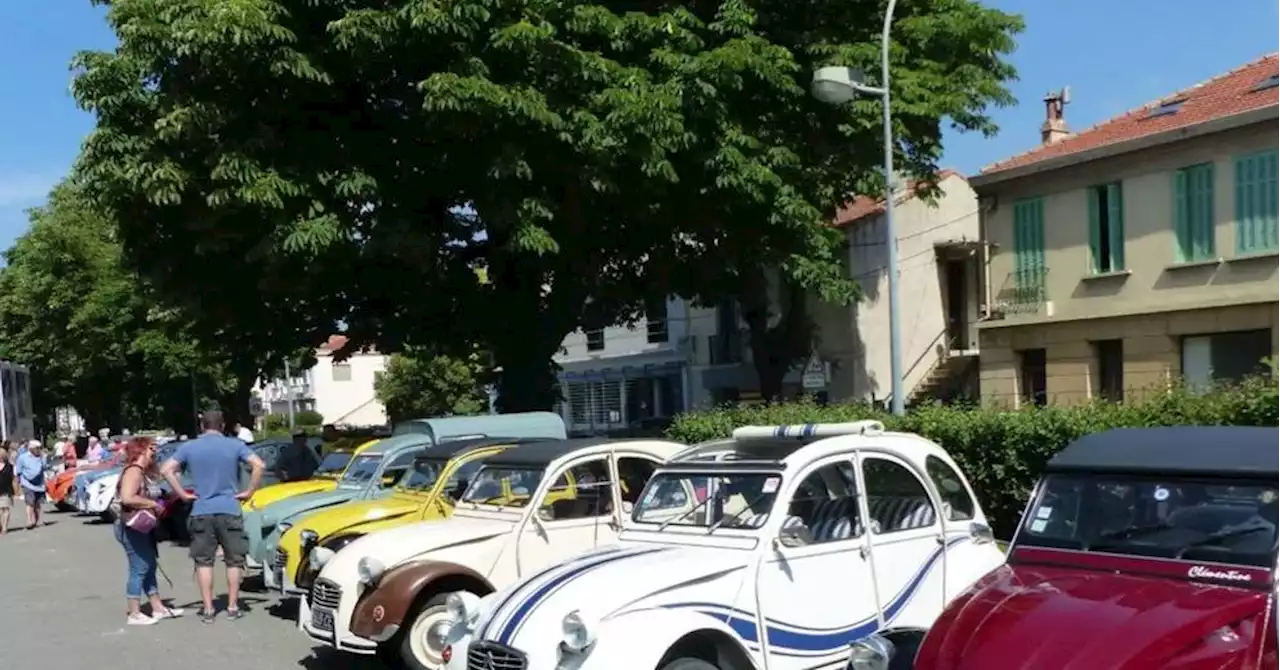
445;459;486;496
925;456;975;521
785;460;863;544
381;450;419;487
616;457;660;505
862;457;937;534
539;458;613;520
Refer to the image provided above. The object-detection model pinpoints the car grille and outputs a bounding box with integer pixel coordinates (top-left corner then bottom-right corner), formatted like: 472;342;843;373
467;641;527;670
272;548;288;569
311;579;342;610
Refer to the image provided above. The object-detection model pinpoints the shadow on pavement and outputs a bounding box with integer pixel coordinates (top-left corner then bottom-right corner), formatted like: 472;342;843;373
171;593;270;614
296;647;383;669
267;596;299;622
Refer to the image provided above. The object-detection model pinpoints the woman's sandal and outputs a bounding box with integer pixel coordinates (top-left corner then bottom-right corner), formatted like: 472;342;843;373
153;607;185;619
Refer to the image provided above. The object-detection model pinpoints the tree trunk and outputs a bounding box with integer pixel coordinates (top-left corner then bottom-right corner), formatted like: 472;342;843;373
739;267;814;403
216;375;255;430
494;352;562;413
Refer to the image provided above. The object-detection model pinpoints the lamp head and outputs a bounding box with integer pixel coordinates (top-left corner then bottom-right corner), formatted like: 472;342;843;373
811;66;866;104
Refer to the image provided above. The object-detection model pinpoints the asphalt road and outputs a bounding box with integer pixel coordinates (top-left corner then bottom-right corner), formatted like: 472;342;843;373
0;504;378;669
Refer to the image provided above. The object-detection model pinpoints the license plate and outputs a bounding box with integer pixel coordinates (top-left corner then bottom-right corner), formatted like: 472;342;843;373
312;607;335;632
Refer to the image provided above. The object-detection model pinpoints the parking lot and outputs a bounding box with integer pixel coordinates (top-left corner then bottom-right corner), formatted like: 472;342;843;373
0;508;374;669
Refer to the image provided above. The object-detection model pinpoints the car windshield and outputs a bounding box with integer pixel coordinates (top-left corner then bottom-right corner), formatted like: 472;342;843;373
631;471;783;529
460;466;544;507
339;454;384;484
314;451;354;477
1020;474;1278;568
398;458;447;491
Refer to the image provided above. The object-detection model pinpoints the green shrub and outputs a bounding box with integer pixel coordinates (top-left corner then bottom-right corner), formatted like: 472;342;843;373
666;372;1277;539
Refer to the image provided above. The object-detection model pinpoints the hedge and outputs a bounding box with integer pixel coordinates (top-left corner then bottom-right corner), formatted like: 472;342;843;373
666;370;1277;539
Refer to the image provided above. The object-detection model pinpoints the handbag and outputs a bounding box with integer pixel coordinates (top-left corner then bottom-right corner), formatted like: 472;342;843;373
112;465;159;533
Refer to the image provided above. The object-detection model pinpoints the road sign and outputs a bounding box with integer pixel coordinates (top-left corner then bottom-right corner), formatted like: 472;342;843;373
801;354;827;390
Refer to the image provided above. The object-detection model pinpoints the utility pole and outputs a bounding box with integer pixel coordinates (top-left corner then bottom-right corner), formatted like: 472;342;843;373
284;360;296;430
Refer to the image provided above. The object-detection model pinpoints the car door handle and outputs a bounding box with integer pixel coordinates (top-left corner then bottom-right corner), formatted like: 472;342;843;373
858;545;870;560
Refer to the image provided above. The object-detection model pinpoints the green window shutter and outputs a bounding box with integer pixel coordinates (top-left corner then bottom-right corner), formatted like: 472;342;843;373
1107;182;1125;270
1173;169;1190;262
1235;150;1279;254
1013;198;1045;289
1192;163;1215;259
1086;187;1101;273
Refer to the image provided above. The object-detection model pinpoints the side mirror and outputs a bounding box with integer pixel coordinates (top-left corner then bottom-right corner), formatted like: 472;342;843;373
969;521;995;545
447;483;467;501
774;524;811;549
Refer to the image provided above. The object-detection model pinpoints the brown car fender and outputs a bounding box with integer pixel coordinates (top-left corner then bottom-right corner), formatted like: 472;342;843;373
350;560;494;642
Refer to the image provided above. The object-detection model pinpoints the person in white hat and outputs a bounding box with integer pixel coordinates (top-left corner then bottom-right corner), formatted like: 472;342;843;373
14;440;47;529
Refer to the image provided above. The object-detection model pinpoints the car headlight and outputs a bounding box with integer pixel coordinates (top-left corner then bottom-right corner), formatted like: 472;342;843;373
847;634;894;670
276;521;293;535
357;556;386;585
300;529;319;547
444;591;481;628
561;610;597;652
309;546;335;570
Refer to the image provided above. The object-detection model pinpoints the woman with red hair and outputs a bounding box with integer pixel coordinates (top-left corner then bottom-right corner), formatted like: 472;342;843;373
113;437;184;625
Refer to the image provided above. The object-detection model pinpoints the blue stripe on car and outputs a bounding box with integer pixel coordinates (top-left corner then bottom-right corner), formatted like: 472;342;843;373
662;536;967;657
479;545;631;639
496;546;671;644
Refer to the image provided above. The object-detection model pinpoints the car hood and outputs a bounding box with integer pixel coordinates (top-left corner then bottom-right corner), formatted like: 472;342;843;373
244;478;339;512
478;544;752;656
917;561;1271;670
291;494;422;541
262;488;361;527
319;515;516;581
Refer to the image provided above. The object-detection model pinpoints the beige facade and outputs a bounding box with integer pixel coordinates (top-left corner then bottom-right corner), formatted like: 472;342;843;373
811;173;982;403
976;118;1279;406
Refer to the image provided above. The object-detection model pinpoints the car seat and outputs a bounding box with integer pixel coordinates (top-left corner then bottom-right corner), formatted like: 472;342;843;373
867;495;936;532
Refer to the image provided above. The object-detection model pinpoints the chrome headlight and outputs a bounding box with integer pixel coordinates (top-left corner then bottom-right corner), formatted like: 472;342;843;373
309;546;335;570
299;529;319;547
560;610;597;652
847;634;894;670
444;591;481;628
357;556;386;585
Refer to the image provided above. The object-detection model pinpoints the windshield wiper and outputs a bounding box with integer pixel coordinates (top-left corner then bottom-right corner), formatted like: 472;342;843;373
1088;521;1176;549
1176;524;1271;558
657;493;716;532
706;492;773;534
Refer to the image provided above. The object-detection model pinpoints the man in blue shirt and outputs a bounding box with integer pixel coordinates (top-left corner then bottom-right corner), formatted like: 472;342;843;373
161;410;265;624
14;440;46;530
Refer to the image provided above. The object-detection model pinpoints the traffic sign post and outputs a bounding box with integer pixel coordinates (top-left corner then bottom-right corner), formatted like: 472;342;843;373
801;354;828;391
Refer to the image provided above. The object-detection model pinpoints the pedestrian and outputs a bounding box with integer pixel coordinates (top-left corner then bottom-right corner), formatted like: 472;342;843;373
275;431;317;482
0;443;14;534
15;440;46;530
86;437;105;463
231;421;255;444
60;437;77;471
113;437;184;625
160;410;265;624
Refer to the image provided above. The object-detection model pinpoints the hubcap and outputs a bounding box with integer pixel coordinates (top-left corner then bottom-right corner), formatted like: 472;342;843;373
409;605;450;668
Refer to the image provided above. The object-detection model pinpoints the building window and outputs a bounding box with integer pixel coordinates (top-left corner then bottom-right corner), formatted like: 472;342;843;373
585;328;605;351
1173;163;1215;262
1180;329;1272;392
332;363;352;382
1234;149;1278;254
1018;348;1047;407
1092;339;1124;402
1087;183;1125;273
645;299;668;344
1012;198;1046;300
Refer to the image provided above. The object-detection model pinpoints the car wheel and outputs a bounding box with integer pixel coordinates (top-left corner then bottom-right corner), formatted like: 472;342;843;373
660;658;721;670
400;593;460;670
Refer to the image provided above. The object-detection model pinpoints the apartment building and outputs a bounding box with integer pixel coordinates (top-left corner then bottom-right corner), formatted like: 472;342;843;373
974;55;1279;406
257;335;390;426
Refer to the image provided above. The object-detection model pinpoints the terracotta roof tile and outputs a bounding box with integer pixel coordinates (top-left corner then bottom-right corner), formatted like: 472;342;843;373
834;169;963;227
318;335;348;353
981;54;1279;176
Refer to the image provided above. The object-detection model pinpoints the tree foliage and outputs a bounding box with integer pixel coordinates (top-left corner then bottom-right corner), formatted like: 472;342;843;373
72;0;1022;412
0;182;232;432
374;350;490;422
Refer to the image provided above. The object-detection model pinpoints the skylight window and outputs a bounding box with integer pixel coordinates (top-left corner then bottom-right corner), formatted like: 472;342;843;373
1146;98;1185;119
1252;74;1279;92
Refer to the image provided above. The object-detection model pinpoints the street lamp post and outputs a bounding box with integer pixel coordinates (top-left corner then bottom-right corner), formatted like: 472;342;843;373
811;0;904;416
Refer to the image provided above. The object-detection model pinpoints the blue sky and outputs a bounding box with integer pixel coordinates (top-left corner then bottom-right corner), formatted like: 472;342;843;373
0;1;1276;253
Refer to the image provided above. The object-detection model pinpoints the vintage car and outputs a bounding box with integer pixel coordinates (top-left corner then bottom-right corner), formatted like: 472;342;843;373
241;437;382;513
299;436;686;668
268;436;556;595
908;425;1278;670
251;412;566;569
440;421;1005;670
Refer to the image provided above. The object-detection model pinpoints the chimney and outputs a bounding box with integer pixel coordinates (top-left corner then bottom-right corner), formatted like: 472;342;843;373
1041;86;1071;144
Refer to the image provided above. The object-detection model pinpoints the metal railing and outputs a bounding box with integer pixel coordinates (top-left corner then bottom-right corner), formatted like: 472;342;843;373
992;268;1047;317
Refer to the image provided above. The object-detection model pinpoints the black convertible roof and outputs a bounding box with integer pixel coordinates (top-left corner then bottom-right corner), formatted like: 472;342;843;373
1047;426;1279;479
480;437;644;467
414;436;558;462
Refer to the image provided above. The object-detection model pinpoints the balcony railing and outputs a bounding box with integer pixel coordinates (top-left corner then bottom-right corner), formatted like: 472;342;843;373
991;268;1047;318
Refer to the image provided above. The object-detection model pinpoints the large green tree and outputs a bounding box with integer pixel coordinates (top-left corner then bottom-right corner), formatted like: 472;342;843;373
0;182;233;432
374;349;490;422
72;0;1021;411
